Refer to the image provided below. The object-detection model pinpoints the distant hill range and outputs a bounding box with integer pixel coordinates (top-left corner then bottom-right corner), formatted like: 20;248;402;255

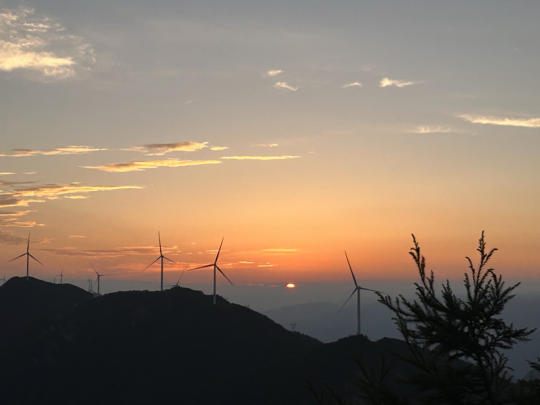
0;277;531;404
262;297;540;379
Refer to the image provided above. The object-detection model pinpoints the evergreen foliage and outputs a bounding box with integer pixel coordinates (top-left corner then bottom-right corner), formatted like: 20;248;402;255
312;232;540;405
376;232;535;404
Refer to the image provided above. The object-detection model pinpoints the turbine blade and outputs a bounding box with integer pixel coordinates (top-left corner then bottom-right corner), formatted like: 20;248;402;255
142;256;161;271
176;269;186;286
158;231;162;256
188;264;213;271
344;251;358;287
8;253;26;263
88;261;99;275
163;256;180;266
214;237;224;264
359;287;388;295
216;265;234;286
28;253;43;265
27;232;30;252
335;288;358;316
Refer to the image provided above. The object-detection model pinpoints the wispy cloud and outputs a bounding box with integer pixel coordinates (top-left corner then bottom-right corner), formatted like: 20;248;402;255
9;183;142;200
124;142;208;156
221;156;300;160
380;77;414;88
411;126;452;134
274;82;298;91
63;195;89;199
0;180;36;187
267;69;283;77
459;115;540;128
0;195;44;208
0;7;95;80
40;244;178;258
0;209;43;228
0;229;28;245
82;159;221;172
342;82;362;89
0;145;105;157
258;263;274;267
210;146;229;151
0;210;34;217
0;217;44;227
69;235;85;238
0;172;14;175
255;144;279;147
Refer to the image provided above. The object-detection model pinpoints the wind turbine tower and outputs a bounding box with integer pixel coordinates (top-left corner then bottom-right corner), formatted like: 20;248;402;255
8;233;42;281
89;262;115;295
56;267;64;284
336;251;386;335
144;232;179;291
189;238;233;305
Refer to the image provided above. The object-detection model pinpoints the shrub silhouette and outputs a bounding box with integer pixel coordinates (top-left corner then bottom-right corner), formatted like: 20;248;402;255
312;232;540;404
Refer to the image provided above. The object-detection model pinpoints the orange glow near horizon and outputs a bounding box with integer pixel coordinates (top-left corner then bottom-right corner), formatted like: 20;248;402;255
286;283;296;288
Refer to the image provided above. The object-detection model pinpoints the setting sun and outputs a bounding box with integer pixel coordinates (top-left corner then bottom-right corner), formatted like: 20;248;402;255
286;283;296;289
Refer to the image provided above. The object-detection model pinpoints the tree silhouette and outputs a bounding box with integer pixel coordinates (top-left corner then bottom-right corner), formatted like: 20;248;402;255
312;232;539;404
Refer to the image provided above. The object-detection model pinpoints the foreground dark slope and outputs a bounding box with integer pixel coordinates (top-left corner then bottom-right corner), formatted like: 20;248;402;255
0;278;420;405
0;277;92;350
0;278;322;404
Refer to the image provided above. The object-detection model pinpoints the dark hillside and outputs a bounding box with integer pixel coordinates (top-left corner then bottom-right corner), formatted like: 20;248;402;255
262;335;422;404
0;280;433;405
0;283;321;405
0;276;92;350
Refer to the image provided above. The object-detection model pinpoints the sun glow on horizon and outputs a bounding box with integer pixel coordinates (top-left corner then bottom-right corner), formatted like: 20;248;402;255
286;283;296;289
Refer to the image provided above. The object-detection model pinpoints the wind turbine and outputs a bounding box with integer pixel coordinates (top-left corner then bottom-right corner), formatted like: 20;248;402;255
0;273;6;285
88;262;114;295
87;275;94;293
336;251;386;336
143;232;180;291
56;267;65;284
8;233;42;281
189;238;233;305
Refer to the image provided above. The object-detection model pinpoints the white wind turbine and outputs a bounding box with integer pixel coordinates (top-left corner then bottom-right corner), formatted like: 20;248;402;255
189;238;233;305
143;232;180;291
336;251;387;336
8;233;42;281
88;262;115;295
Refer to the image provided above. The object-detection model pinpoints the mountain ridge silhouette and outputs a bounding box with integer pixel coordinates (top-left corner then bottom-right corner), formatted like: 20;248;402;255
0;277;425;404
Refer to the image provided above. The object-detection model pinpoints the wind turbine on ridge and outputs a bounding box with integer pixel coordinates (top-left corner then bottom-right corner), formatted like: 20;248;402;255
88;262;115;295
0;273;6;285
86;274;94;293
7;233;42;281
56;267;64;284
189;238;233;305
336;251;387;336
143;232;180;291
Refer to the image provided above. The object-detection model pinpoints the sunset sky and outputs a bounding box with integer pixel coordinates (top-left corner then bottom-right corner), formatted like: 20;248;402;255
2;1;540;295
